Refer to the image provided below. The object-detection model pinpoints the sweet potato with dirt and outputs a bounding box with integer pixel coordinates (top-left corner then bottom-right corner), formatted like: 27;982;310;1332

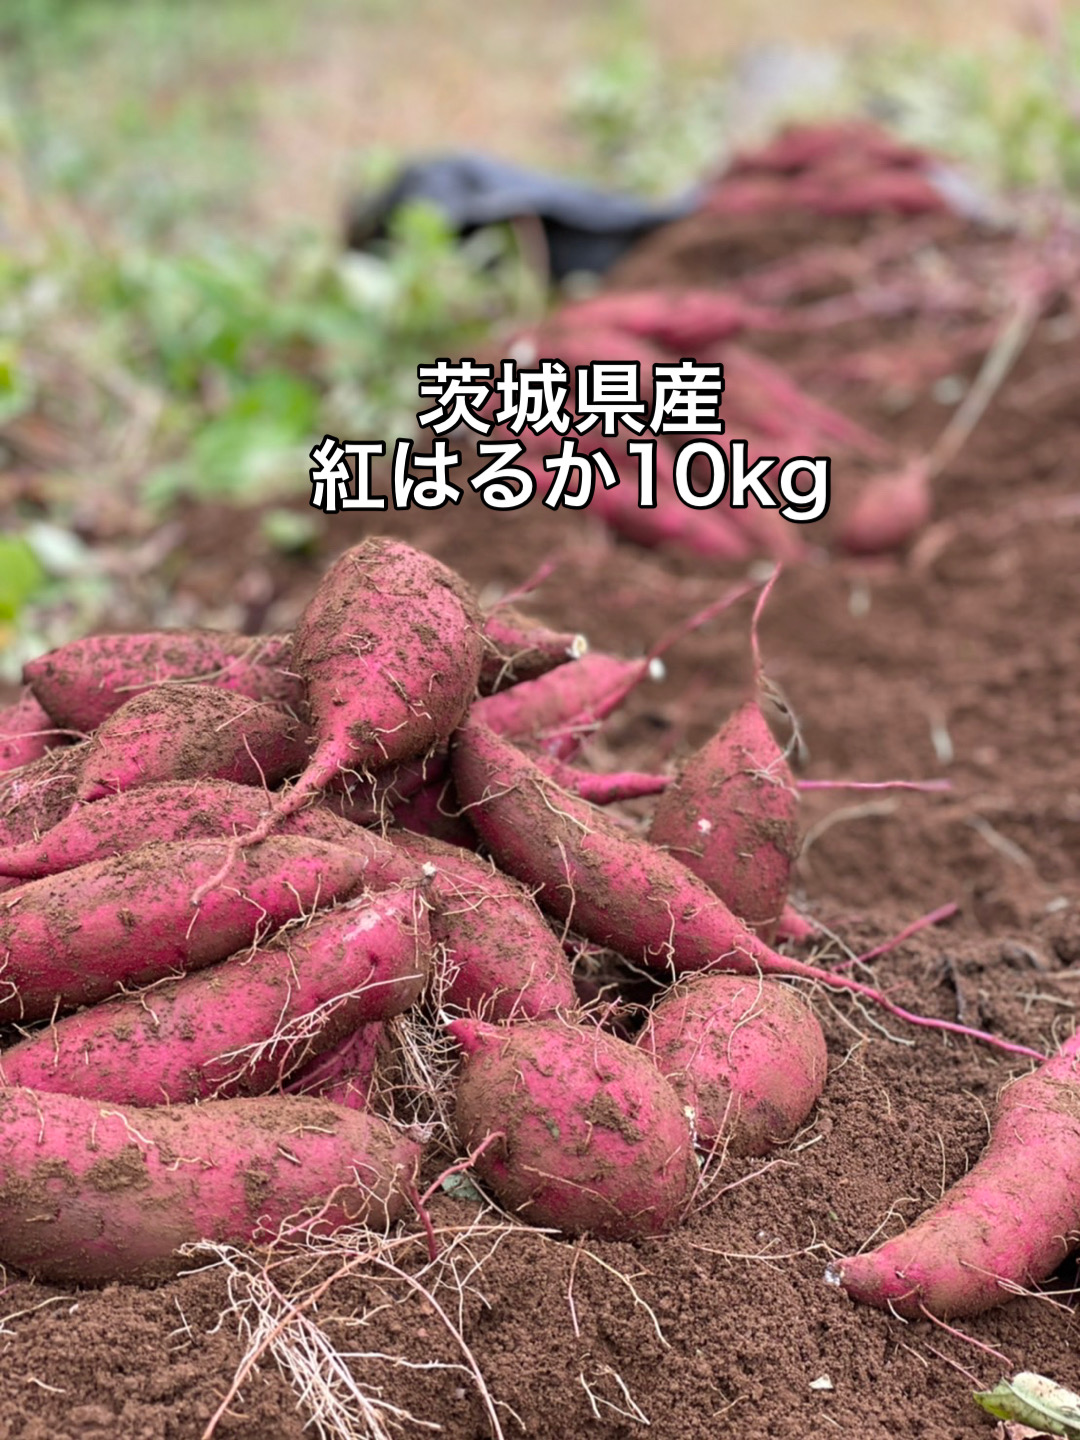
449;1016;698;1238
637;974;827;1155
328;749;449;827
451;719;783;977
285;1022;390;1110
0;1087;419;1283
0;885;429;1104
534;754;670;805
479;606;587;694
829;1026;1080;1318
649;700;798;939
392;833;575;1018
472;651;658;760
450;721;1036;1058
219;541;484;860
0;745;84;847
554;288;780;352
0;690;65;774
74;684;310;801
389;771;480;849
23;630;301;732
0;779;357;879
289;537;483;783
0;835;394;1023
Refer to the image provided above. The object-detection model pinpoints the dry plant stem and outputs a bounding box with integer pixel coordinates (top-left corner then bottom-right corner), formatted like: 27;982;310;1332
833;902;960;972
924;281;1045;482
748;564;781;688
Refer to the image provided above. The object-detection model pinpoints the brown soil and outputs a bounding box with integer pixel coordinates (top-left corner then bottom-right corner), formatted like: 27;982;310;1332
4;201;1080;1438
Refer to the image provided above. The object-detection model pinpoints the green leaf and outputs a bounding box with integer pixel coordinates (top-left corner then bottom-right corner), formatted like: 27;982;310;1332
0;535;45;625
441;1172;485;1204
973;1373;1080;1437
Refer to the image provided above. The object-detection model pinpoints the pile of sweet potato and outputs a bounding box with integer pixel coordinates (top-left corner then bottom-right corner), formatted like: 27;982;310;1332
0;538;1074;1323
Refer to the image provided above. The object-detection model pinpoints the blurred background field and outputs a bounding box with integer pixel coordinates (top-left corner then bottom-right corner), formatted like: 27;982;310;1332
2;0;1079;669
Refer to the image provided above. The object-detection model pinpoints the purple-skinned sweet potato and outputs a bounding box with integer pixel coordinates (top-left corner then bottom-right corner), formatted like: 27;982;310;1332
649;700;798;939
828;1025;1080;1318
0;689;66;774
0;745;84;847
471;651;651;760
0;779;358;879
451;719;784;977
23;630;302;732
449;1016;698;1238
0;1087;419;1283
479;606;588;695
0;835;399;1023
448;721;1039;1057
328;748;449;826
0;885;429;1104
281;538;484;799
285;1022;391;1110
392;833;575;1018
637;974;827;1155
74;685;310;801
208;541;485;865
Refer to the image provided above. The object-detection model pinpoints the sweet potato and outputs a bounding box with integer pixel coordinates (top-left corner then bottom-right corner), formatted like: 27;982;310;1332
451;718;783;977
534;754;670;805
839;459;932;555
480;606;587;694
504;431;753;563
0;689;65;774
829;1027;1080;1318
0;778;357;880
0;885;429;1104
637;974;827;1155
390;772;480;849
0;1087;419;1283
285;1022;390;1110
649;700;798;938
75;684;310;801
0;745;83;847
218;541;483;857
449;1016;698;1238
472;651;656;760
329;749;449;827
554;288;781;352
728;120;927;175
392;834;575;1019
0;835;394;1023
23;630;301;732
582;439;755;562
450;722;1042;1059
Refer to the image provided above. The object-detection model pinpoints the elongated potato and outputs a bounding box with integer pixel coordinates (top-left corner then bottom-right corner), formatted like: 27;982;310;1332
830;1026;1080;1317
0;779;357;880
75;684;309;801
0;886;429;1104
23;629;301;732
0;835;400;1023
0;1087;419;1283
